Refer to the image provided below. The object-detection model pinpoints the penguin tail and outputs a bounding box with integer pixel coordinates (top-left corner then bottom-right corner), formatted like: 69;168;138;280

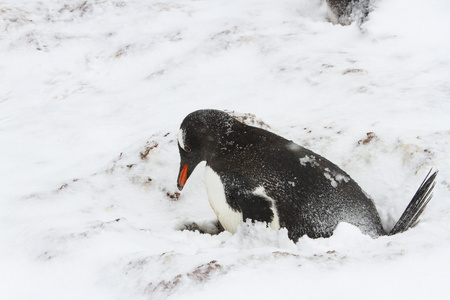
388;169;438;236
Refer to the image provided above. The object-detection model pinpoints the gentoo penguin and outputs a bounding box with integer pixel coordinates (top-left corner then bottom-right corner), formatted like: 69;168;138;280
326;0;370;25
176;109;437;241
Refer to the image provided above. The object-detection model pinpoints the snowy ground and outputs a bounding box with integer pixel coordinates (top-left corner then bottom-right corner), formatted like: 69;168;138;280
1;0;450;299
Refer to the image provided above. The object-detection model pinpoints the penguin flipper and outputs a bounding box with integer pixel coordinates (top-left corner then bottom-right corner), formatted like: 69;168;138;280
241;195;275;225
225;189;277;228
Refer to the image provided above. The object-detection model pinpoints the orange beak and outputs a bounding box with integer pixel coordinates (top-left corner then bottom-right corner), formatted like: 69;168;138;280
178;163;188;188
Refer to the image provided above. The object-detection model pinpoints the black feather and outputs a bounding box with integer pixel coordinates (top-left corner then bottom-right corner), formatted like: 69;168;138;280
389;169;438;235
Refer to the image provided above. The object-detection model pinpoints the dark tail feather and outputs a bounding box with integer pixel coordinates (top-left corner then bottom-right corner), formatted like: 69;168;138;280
388;169;438;236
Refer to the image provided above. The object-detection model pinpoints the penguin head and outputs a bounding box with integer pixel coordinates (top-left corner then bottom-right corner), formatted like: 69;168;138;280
176;109;236;190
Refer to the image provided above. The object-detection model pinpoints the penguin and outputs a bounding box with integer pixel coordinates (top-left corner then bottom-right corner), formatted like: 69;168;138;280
176;109;437;241
326;0;370;26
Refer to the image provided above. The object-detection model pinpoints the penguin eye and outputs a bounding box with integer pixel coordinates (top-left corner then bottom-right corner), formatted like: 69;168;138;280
184;146;191;152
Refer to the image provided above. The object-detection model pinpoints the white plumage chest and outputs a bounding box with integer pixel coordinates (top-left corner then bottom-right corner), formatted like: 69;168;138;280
204;166;243;233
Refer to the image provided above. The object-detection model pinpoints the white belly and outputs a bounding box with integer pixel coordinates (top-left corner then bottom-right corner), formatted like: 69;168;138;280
205;166;243;233
204;166;281;233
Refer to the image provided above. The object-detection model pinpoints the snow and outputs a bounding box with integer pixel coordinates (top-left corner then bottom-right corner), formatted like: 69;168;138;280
300;155;318;167
1;0;450;299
